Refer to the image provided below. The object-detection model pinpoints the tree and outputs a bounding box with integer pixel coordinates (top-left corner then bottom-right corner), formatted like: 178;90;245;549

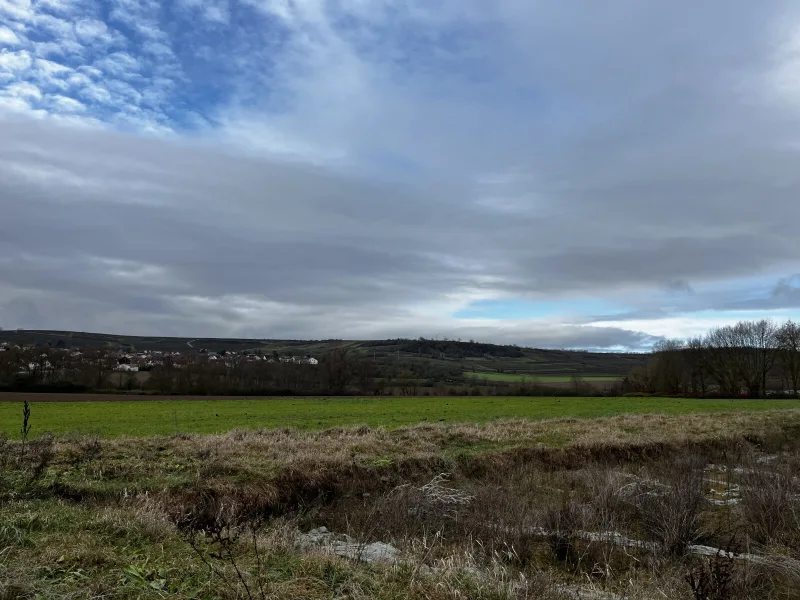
704;325;746;397
651;339;686;394
732;320;779;398
684;337;709;396
319;348;355;394
777;320;800;397
626;363;657;393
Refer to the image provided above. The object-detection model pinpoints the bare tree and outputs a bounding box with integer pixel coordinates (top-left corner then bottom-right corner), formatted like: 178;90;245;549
777;320;800;397
733;320;779;398
651;339;686;395
625;363;657;393
79;349;117;389
704;325;744;397
684;337;709;396
320;348;355;394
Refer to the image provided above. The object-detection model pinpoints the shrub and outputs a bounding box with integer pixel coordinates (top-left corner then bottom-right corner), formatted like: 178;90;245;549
740;458;798;545
632;455;705;555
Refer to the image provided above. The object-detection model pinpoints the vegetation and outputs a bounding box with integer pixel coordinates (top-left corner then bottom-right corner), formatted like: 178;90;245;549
2;407;800;599
464;372;620;383
5;328;800;596
627;319;800;398
2;395;800;438
0;330;647;397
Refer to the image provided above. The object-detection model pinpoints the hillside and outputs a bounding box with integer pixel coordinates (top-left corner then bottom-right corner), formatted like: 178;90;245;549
0;329;647;380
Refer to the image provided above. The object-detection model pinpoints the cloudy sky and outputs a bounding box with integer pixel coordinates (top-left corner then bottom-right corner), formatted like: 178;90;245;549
2;0;800;350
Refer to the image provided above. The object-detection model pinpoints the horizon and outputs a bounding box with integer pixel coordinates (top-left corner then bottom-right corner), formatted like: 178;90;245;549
0;328;651;354
3;1;800;351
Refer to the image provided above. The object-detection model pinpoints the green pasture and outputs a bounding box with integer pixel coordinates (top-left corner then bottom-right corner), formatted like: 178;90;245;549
2;395;800;438
463;372;621;383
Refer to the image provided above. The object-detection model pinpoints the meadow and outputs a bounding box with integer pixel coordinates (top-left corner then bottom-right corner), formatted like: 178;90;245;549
1;393;800;438
462;372;621;383
4;409;800;599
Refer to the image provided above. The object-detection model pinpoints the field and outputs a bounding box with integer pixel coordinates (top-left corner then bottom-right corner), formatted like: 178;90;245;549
4;409;800;599
2;393;800;438
463;372;621;383
5;391;800;599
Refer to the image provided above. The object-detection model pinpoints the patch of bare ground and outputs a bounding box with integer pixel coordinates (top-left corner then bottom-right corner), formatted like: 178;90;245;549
3;410;800;598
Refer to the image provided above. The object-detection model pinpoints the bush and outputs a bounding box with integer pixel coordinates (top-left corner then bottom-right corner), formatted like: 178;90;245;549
632;455;705;555
740;458;798;545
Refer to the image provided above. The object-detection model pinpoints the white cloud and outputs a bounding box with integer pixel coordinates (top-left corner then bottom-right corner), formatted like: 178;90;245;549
33;13;75;38
31;39;86;59
0;25;21;45
179;0;229;24
141;40;173;58
76;81;112;103
0;95;31;113
74;18;118;46
48;94;86;112
34;57;72;76
35;0;87;15
0;49;32;72
93;51;141;77
66;71;92;87
0;0;32;21
4;81;41;100
587;312;800;341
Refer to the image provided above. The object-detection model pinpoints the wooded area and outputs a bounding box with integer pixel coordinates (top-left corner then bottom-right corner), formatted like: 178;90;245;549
626;319;800;398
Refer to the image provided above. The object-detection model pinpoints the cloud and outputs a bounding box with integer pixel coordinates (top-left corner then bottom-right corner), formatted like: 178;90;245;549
74;18;123;47
48;95;85;112
2;1;800;349
0;0;33;21
663;280;696;295
0;49;32;72
0;25;21;45
773;275;800;302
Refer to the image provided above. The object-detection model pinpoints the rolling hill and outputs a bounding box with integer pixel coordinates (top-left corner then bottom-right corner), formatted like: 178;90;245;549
0;329;647;380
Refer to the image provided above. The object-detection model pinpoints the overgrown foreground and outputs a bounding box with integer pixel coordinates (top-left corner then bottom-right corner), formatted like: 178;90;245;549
3;411;800;599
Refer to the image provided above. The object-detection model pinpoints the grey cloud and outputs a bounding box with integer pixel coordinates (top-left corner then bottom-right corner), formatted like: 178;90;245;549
3;2;800;348
772;276;800;303
664;280;695;295
719;275;800;312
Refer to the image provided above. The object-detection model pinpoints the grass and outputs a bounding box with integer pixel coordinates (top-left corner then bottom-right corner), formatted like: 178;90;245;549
2;395;800;438
4;410;800;599
463;372;621;383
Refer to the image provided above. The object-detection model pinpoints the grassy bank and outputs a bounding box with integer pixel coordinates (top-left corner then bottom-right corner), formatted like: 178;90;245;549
2;395;800;437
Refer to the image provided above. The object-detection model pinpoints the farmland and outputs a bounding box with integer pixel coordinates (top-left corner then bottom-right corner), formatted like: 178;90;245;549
463;372;621;383
1;393;799;438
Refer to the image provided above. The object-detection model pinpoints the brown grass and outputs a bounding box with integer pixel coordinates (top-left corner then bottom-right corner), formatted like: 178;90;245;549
4;410;800;599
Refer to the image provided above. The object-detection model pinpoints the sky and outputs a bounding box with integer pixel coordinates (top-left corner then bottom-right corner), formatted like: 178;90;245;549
2;1;800;351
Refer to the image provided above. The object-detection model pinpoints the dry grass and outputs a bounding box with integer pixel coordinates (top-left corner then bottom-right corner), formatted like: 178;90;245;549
3;410;800;599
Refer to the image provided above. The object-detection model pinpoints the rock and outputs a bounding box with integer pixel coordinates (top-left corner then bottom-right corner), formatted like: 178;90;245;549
296;528;401;565
557;585;624;600
335;541;400;564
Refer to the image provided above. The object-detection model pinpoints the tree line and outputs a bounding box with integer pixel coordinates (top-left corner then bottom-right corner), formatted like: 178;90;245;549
626;319;800;398
0;346;467;396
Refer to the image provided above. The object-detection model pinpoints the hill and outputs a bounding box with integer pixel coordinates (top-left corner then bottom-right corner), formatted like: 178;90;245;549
0;329;647;380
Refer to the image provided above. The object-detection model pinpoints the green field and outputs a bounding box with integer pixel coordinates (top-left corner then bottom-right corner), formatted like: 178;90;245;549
2;396;799;438
463;372;621;383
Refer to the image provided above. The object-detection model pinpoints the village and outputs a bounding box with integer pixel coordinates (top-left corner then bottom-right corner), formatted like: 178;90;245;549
0;340;319;379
